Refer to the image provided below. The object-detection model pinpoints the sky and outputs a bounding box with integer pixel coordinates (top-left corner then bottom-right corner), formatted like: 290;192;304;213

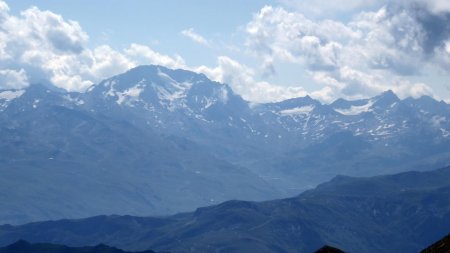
1;0;450;103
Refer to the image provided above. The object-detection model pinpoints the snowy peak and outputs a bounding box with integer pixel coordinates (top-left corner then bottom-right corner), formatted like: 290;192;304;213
330;97;368;108
152;68;193;102
78;64;252;130
264;95;335;117
371;90;400;109
2;66;450;212
331;90;399;116
0;90;25;101
403;95;449;114
109;65;208;88
272;90;401;117
279;105;315;116
86;65;233;112
333;99;373;116
0;89;25;111
274;95;319;109
3;66;450;143
261;95;319;116
1;84;83;112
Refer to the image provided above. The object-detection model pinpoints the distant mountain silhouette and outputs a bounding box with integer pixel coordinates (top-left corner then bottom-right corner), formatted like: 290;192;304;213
0;166;449;253
420;234;450;253
314;245;346;253
3;234;449;253
314;234;450;253
0;240;159;253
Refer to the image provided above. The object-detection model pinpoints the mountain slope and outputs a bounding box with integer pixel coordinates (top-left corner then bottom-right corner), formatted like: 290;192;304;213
0;240;158;253
0;77;277;225
1;65;450;224
1;167;449;253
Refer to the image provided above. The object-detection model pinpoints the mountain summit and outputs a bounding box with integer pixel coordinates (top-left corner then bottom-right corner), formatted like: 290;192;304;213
1;65;450;224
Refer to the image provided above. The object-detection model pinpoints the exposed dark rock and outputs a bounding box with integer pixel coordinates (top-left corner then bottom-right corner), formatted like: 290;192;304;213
421;234;450;253
315;245;346;253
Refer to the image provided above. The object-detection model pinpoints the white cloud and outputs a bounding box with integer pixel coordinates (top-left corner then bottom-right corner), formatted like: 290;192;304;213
181;28;210;46
422;0;450;14
196;56;307;103
2;6;89;57
87;45;135;81
0;3;186;92
395;80;434;98
0;0;9;18
279;0;450;17
0;3;93;90
244;3;448;101
0;0;447;103
42;45;136;91
279;0;384;17
125;43;186;69
0;68;28;89
246;6;358;73
310;67;433;102
349;6;426;74
433;41;450;74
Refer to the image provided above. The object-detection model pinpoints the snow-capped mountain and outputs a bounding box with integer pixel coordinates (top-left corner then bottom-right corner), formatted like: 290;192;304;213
1;65;450;225
0;90;26;111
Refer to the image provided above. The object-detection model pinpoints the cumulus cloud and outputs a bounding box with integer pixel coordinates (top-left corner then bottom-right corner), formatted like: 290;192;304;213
0;2;186;92
2;6;89;58
0;0;9;17
43;45;136;91
246;6;358;72
245;2;450;101
0;2;91;90
1;0;287;101
421;0;450;14
0;68;28;89
196;56;307;103
125;43;186;69
311;67;433;101
347;6;427;74
0;0;277;100
0;0;448;103
181;28;210;46
279;0;384;17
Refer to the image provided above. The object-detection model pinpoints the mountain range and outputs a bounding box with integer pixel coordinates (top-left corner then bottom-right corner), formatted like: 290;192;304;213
1;166;449;253
0;240;159;253
1;65;450;224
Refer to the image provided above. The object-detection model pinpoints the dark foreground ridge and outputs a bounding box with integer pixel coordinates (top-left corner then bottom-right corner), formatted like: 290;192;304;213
420;234;450;253
0;166;449;253
315;245;346;253
314;233;450;253
0;240;161;253
2;235;450;253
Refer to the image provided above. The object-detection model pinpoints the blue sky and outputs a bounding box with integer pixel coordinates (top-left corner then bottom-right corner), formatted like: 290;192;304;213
1;0;450;103
7;1;270;52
